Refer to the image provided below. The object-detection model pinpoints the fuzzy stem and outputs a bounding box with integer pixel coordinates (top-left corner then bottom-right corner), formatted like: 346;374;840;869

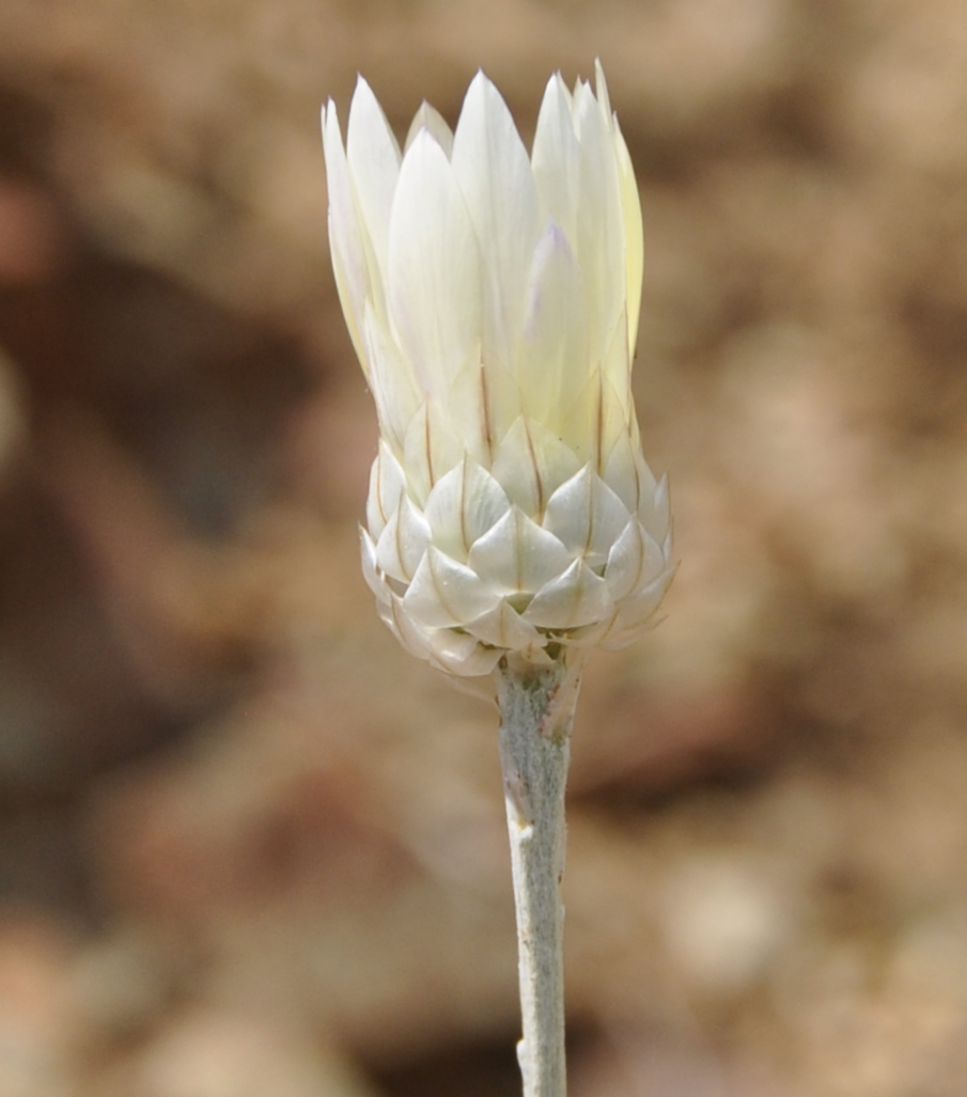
496;657;581;1097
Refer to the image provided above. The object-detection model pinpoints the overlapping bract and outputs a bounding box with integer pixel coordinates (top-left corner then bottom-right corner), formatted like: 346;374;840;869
323;63;674;675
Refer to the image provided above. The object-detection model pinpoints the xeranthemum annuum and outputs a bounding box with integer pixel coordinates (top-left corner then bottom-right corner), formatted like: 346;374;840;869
323;62;674;677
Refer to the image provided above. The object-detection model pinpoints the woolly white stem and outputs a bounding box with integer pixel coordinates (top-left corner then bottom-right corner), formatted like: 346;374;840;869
497;657;582;1097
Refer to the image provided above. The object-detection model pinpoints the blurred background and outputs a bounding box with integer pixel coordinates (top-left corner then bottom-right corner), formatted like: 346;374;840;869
1;0;966;1094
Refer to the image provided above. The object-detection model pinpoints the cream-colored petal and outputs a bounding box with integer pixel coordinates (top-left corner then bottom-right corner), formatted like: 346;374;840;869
614;121;644;354
388;131;481;399
346;77;401;280
423;456;510;561
322;102;370;371
573;81;625;361
440;355;520;465
532;73;580;244
363;304;421;453
403;546;500;628
452;72;541;376
522;558;614;629
602;431;640;514
365;441;406;539
598;308;633;421
518;222;589;434
467;507;572;595
490;417;541;516
405;101;454;156
593;58;612;120
490;417;582;519
375;495;431;582
401;402;465;506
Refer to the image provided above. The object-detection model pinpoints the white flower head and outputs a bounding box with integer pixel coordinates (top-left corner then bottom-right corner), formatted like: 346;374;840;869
323;62;674;676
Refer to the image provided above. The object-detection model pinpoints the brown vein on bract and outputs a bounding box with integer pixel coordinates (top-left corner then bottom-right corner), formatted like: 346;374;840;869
633;446;642;513
523;419;545;519
459;455;469;555
479;362;494;462
584;473;596;558
424;408;436;487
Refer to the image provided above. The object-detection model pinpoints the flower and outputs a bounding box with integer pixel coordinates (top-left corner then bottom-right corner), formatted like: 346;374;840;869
322;62;674;676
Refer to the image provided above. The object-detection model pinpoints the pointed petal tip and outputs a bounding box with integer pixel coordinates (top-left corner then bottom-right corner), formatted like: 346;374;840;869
322;99;342;145
403;124;439;163
350;75;370;108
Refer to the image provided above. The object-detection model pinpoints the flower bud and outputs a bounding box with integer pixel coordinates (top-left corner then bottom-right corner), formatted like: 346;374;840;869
322;63;674;676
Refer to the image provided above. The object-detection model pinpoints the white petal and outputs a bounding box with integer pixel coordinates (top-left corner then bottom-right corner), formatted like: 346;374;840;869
401;402;465;506
465;600;544;651
452;72;541;374
603;432;640;514
573;81;625;360
366;441;406;539
467;507;572;595
490;416;582;519
594;59;612;121
322;102;369;370
598;309;633;424
423;457;510;561
388;131;481;399
403;546;500;627
440;357;518;465
375;495;431;582
543;465;629;567
532;74;580;243
346;77;401;280
518;223;589;433
523;558;614;629
553;356;632;474
363;305;421;452
614;121;643;353
405;101;454;156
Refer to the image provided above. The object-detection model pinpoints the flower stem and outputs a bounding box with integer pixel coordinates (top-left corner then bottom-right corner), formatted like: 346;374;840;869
496;657;581;1097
